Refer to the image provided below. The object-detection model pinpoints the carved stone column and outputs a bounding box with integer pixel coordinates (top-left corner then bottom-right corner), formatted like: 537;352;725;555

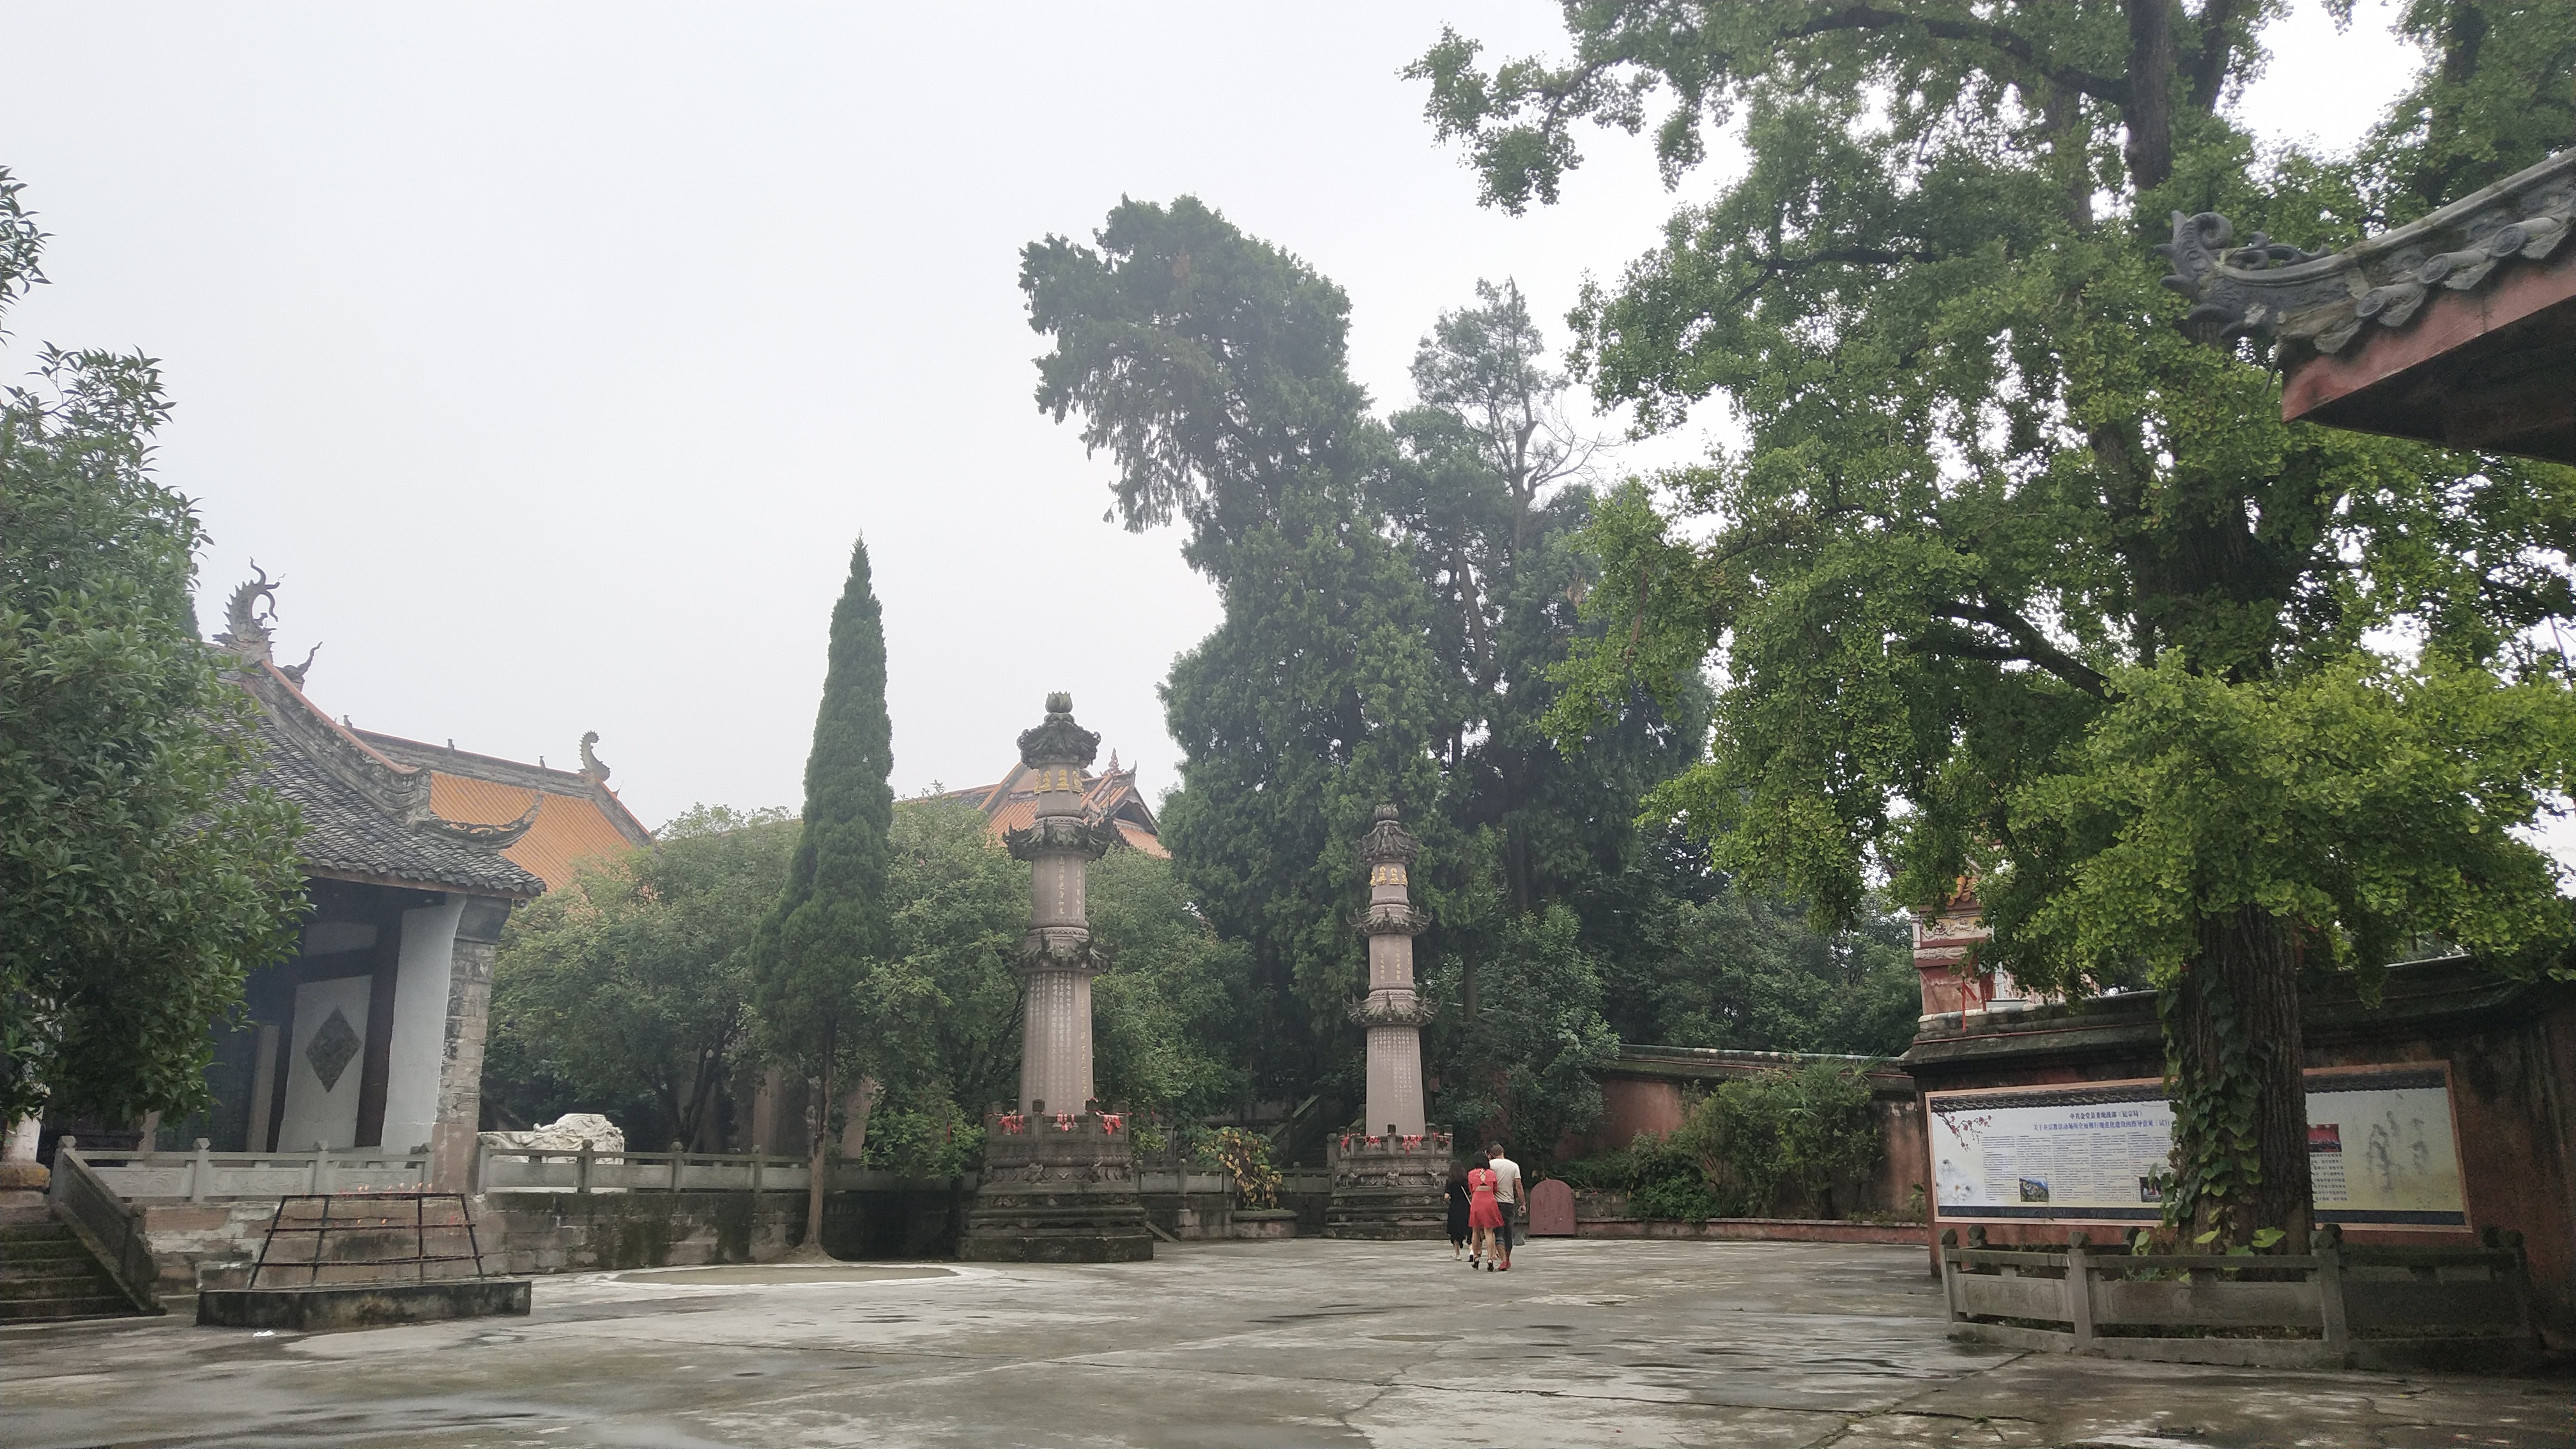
1008;694;1116;1117
1325;804;1448;1239
961;693;1152;1262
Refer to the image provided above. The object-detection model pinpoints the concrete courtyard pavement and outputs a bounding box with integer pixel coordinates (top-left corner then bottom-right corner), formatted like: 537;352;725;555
2;1238;2565;1448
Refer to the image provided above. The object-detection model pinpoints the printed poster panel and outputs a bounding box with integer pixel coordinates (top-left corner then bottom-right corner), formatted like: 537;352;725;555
1928;1065;2466;1229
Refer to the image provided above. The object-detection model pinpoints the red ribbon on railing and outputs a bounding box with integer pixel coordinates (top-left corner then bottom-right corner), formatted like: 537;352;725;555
1401;1134;1424;1151
997;1114;1026;1135
1053;1112;1075;1133
1100;1113;1123;1133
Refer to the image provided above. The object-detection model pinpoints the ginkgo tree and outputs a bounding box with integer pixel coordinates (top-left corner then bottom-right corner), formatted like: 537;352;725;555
1417;1;2576;1246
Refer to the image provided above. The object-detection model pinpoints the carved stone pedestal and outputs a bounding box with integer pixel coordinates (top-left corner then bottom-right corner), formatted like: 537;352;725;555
960;1109;1153;1263
1323;1129;1452;1240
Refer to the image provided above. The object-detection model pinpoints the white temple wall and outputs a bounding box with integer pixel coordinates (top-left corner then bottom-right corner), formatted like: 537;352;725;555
277;974;372;1150
379;896;464;1154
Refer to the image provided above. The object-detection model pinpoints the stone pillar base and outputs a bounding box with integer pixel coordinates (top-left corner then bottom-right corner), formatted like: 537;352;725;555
1322;1130;1452;1241
959;1111;1153;1264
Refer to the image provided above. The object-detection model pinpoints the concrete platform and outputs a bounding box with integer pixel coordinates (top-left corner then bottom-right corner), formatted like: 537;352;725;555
3;1239;2564;1447
195;1277;531;1331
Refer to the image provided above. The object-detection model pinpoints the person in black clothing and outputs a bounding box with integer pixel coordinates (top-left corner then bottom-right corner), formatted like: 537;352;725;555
1445;1161;1472;1260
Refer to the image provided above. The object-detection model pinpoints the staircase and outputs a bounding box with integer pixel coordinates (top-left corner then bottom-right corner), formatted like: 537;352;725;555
1;1197;152;1322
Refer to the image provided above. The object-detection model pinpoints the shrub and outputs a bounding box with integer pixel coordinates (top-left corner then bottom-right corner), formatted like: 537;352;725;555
1678;1062;1881;1218
1196;1126;1281;1208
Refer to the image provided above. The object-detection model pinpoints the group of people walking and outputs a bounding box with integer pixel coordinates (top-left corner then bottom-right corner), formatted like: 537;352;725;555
1445;1142;1521;1271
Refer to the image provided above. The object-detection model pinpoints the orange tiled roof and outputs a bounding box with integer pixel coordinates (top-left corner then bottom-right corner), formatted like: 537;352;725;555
355;730;657;891
944;756;1167;859
423;774;648;891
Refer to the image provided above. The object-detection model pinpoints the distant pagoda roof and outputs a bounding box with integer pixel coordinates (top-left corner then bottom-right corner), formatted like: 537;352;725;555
942;753;1167;859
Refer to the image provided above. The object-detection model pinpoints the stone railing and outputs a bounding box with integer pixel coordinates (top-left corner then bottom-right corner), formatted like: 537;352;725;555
45;1141;163;1311
1942;1225;2536;1370
475;1144;967;1195
1135;1170;1232;1197
67;1139;431;1201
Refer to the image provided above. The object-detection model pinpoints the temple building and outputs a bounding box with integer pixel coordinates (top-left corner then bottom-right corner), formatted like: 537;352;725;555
943;750;1167;857
174;576;647;1189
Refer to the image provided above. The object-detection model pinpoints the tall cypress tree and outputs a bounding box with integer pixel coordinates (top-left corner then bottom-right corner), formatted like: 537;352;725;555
755;535;894;1253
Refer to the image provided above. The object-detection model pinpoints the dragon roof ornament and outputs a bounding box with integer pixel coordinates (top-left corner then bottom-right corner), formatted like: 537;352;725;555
212;563;319;684
578;730;611;785
2158;148;2572;356
415;790;546;849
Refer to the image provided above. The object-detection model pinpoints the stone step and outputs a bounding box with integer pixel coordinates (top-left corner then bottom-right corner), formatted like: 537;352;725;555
0;1217;148;1320
0;1235;91;1262
0;1218;78;1240
3;1253;103;1279
1;1266;119;1298
0;1293;139;1322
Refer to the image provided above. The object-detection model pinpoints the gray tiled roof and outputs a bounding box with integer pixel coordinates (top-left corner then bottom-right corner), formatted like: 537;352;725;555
247;693;547;899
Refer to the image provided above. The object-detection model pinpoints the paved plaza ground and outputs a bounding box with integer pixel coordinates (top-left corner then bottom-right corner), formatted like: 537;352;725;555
3;1238;2566;1448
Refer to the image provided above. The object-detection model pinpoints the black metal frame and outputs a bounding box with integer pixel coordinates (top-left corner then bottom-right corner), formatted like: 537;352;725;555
247;1192;490;1288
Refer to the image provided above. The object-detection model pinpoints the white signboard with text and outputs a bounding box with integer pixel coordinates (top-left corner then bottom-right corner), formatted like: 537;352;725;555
1928;1065;2467;1230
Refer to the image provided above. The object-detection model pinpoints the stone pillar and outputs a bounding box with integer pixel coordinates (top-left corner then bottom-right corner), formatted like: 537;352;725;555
1355;806;1430;1136
1009;693;1114;1116
961;693;1151;1262
0;1113;45;1191
430;894;512;1191
1325;804;1448;1239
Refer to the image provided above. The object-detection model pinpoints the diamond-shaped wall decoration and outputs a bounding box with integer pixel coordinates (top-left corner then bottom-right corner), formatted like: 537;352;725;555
305;1006;362;1092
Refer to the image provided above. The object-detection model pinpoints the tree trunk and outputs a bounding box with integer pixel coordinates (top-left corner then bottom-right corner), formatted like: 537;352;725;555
2165;906;2311;1248
839;1075;880;1161
801;1023;835;1260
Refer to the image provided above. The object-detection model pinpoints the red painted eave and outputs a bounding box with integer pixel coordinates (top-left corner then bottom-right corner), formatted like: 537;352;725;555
2281;252;2576;464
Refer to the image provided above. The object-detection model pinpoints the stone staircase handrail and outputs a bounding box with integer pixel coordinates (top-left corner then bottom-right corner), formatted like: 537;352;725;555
44;1140;162;1312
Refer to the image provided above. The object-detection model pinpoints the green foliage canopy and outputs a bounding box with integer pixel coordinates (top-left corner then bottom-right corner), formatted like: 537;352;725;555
755;537;898;1098
1022;197;1450;1096
486;805;792;1146
0;168;306;1125
1425;903;1619;1154
1676;1062;1884;1219
1422;0;2576;1239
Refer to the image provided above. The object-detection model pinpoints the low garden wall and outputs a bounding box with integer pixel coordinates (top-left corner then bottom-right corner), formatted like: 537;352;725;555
1940;1227;2542;1371
1570;1215;1924;1245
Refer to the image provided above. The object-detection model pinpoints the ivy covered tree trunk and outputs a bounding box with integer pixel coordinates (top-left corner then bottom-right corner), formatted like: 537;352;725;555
2166;908;2310;1246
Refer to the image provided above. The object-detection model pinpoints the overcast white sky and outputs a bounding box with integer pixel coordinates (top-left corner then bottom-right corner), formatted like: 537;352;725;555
3;4;2423;827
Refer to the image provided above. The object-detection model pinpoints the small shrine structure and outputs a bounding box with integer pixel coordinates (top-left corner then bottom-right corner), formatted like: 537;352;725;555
1324;805;1448;1238
959;694;1153;1262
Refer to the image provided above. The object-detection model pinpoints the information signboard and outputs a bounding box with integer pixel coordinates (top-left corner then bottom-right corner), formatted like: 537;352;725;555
1926;1065;2466;1229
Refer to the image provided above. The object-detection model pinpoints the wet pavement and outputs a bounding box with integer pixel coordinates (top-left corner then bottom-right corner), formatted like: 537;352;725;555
3;1238;2566;1447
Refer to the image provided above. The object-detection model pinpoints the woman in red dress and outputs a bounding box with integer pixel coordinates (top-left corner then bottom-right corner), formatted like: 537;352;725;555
1466;1161;1504;1269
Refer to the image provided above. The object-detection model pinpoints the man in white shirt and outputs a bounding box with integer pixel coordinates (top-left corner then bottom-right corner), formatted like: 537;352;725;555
1487;1142;1522;1270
